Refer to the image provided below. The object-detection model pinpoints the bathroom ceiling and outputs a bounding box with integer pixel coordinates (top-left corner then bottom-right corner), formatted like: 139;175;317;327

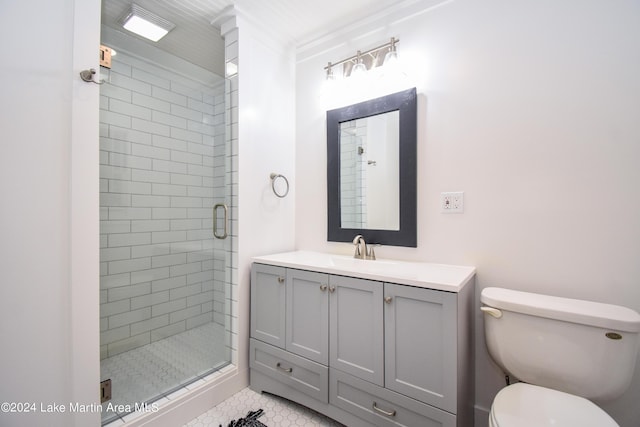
101;0;404;75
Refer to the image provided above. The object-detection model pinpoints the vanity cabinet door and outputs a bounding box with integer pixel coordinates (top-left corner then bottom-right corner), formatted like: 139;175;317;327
330;275;384;386
286;269;329;364
251;263;286;348
384;284;457;413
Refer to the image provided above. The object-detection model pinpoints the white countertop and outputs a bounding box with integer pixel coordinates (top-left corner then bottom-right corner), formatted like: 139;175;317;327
252;251;475;293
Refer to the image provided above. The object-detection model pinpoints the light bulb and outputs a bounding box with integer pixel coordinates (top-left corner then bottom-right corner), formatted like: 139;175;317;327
383;37;399;68
383;49;398;67
350;50;368;78
351;62;367;76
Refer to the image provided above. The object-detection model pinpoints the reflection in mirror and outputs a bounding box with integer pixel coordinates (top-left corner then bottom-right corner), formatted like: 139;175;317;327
340;112;399;230
327;87;417;247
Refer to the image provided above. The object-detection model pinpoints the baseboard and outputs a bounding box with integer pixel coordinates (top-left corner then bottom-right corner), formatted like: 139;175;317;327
474;404;490;427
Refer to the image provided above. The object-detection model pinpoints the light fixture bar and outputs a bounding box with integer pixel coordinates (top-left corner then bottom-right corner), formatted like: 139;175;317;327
324;37;399;76
121;4;175;42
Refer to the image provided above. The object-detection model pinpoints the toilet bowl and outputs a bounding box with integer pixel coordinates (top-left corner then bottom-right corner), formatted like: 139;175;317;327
481;287;640;427
488;383;618;427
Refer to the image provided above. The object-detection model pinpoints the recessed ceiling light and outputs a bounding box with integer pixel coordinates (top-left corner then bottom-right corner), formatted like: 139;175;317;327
120;4;175;42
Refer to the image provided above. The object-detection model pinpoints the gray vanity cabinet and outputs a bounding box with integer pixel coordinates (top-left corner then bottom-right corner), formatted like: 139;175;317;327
250;264;286;348
329;275;384;385
250;264;329;364
286;269;329;364
328;278;457;412
250;257;474;427
250;265;330;403
384;283;457;413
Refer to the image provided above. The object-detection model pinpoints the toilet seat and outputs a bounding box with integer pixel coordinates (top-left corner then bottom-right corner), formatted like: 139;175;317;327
489;383;619;427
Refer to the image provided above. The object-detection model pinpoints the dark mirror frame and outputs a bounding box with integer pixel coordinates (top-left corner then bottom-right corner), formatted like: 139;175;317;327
327;87;417;247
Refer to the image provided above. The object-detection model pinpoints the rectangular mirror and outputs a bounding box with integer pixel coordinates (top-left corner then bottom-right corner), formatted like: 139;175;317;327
339;111;400;230
327;87;417;247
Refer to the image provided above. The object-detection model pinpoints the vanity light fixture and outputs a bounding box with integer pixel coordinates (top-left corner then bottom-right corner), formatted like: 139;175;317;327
324;37;400;80
383;37;398;66
326;62;337;81
120;4;175;42
350;51;367;77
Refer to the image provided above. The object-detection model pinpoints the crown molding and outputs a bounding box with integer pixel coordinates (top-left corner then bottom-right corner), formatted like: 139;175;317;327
296;0;452;64
211;4;296;54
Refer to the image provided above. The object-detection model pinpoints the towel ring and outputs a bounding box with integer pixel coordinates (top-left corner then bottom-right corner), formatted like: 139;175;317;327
270;173;289;198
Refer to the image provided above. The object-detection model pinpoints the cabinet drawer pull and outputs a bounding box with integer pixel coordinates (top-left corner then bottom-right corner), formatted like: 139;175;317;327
384;296;393;304
372;402;396;417
277;276;285;283
276;362;292;373
320;284;328;291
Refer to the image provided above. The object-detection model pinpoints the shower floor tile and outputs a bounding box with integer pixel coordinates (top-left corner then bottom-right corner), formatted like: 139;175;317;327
185;387;345;427
101;322;229;424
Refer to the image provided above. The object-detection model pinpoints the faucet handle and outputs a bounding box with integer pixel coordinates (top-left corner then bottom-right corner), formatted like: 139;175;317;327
353;245;362;258
366;244;380;260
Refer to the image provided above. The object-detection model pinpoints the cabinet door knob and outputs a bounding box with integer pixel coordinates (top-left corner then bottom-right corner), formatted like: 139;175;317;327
329;286;336;293
277;276;285;283
384;296;393;304
320;284;328;292
372;402;396;417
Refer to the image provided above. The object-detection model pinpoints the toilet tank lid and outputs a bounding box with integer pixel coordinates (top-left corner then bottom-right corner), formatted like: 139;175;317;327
481;287;640;333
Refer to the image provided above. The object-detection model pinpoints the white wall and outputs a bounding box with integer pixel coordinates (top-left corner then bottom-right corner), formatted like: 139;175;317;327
229;8;298;387
295;0;640;425
0;0;101;426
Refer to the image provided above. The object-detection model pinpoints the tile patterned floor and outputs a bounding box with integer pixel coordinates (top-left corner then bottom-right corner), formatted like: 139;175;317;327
101;322;230;424
185;388;345;427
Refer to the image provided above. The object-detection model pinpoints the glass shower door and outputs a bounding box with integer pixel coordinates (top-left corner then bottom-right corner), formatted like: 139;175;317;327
98;45;232;424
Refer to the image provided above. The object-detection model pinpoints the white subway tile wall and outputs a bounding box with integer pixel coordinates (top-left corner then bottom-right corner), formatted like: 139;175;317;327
99;50;231;360
339;119;368;228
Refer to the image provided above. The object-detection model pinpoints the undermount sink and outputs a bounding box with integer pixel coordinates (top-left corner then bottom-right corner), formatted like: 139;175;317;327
252;251;475;293
328;255;399;268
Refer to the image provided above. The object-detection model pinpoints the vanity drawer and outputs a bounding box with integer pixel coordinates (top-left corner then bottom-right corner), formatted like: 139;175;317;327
250;338;328;403
330;369;456;427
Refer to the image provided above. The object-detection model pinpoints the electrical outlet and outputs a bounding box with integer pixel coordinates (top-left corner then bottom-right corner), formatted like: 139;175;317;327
441;192;464;213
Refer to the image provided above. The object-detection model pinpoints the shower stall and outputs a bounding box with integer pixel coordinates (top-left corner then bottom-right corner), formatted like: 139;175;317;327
98;26;233;424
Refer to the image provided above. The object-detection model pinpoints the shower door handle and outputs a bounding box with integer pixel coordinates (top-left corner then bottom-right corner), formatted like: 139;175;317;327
213;204;228;239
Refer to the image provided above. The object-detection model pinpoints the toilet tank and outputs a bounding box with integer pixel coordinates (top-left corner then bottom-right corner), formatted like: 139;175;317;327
481;287;640;401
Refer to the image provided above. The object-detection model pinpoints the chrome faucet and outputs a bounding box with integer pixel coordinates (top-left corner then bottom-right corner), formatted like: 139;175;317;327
352;234;376;260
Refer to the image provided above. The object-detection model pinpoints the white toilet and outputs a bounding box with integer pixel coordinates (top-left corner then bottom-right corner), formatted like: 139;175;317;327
481;287;640;427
